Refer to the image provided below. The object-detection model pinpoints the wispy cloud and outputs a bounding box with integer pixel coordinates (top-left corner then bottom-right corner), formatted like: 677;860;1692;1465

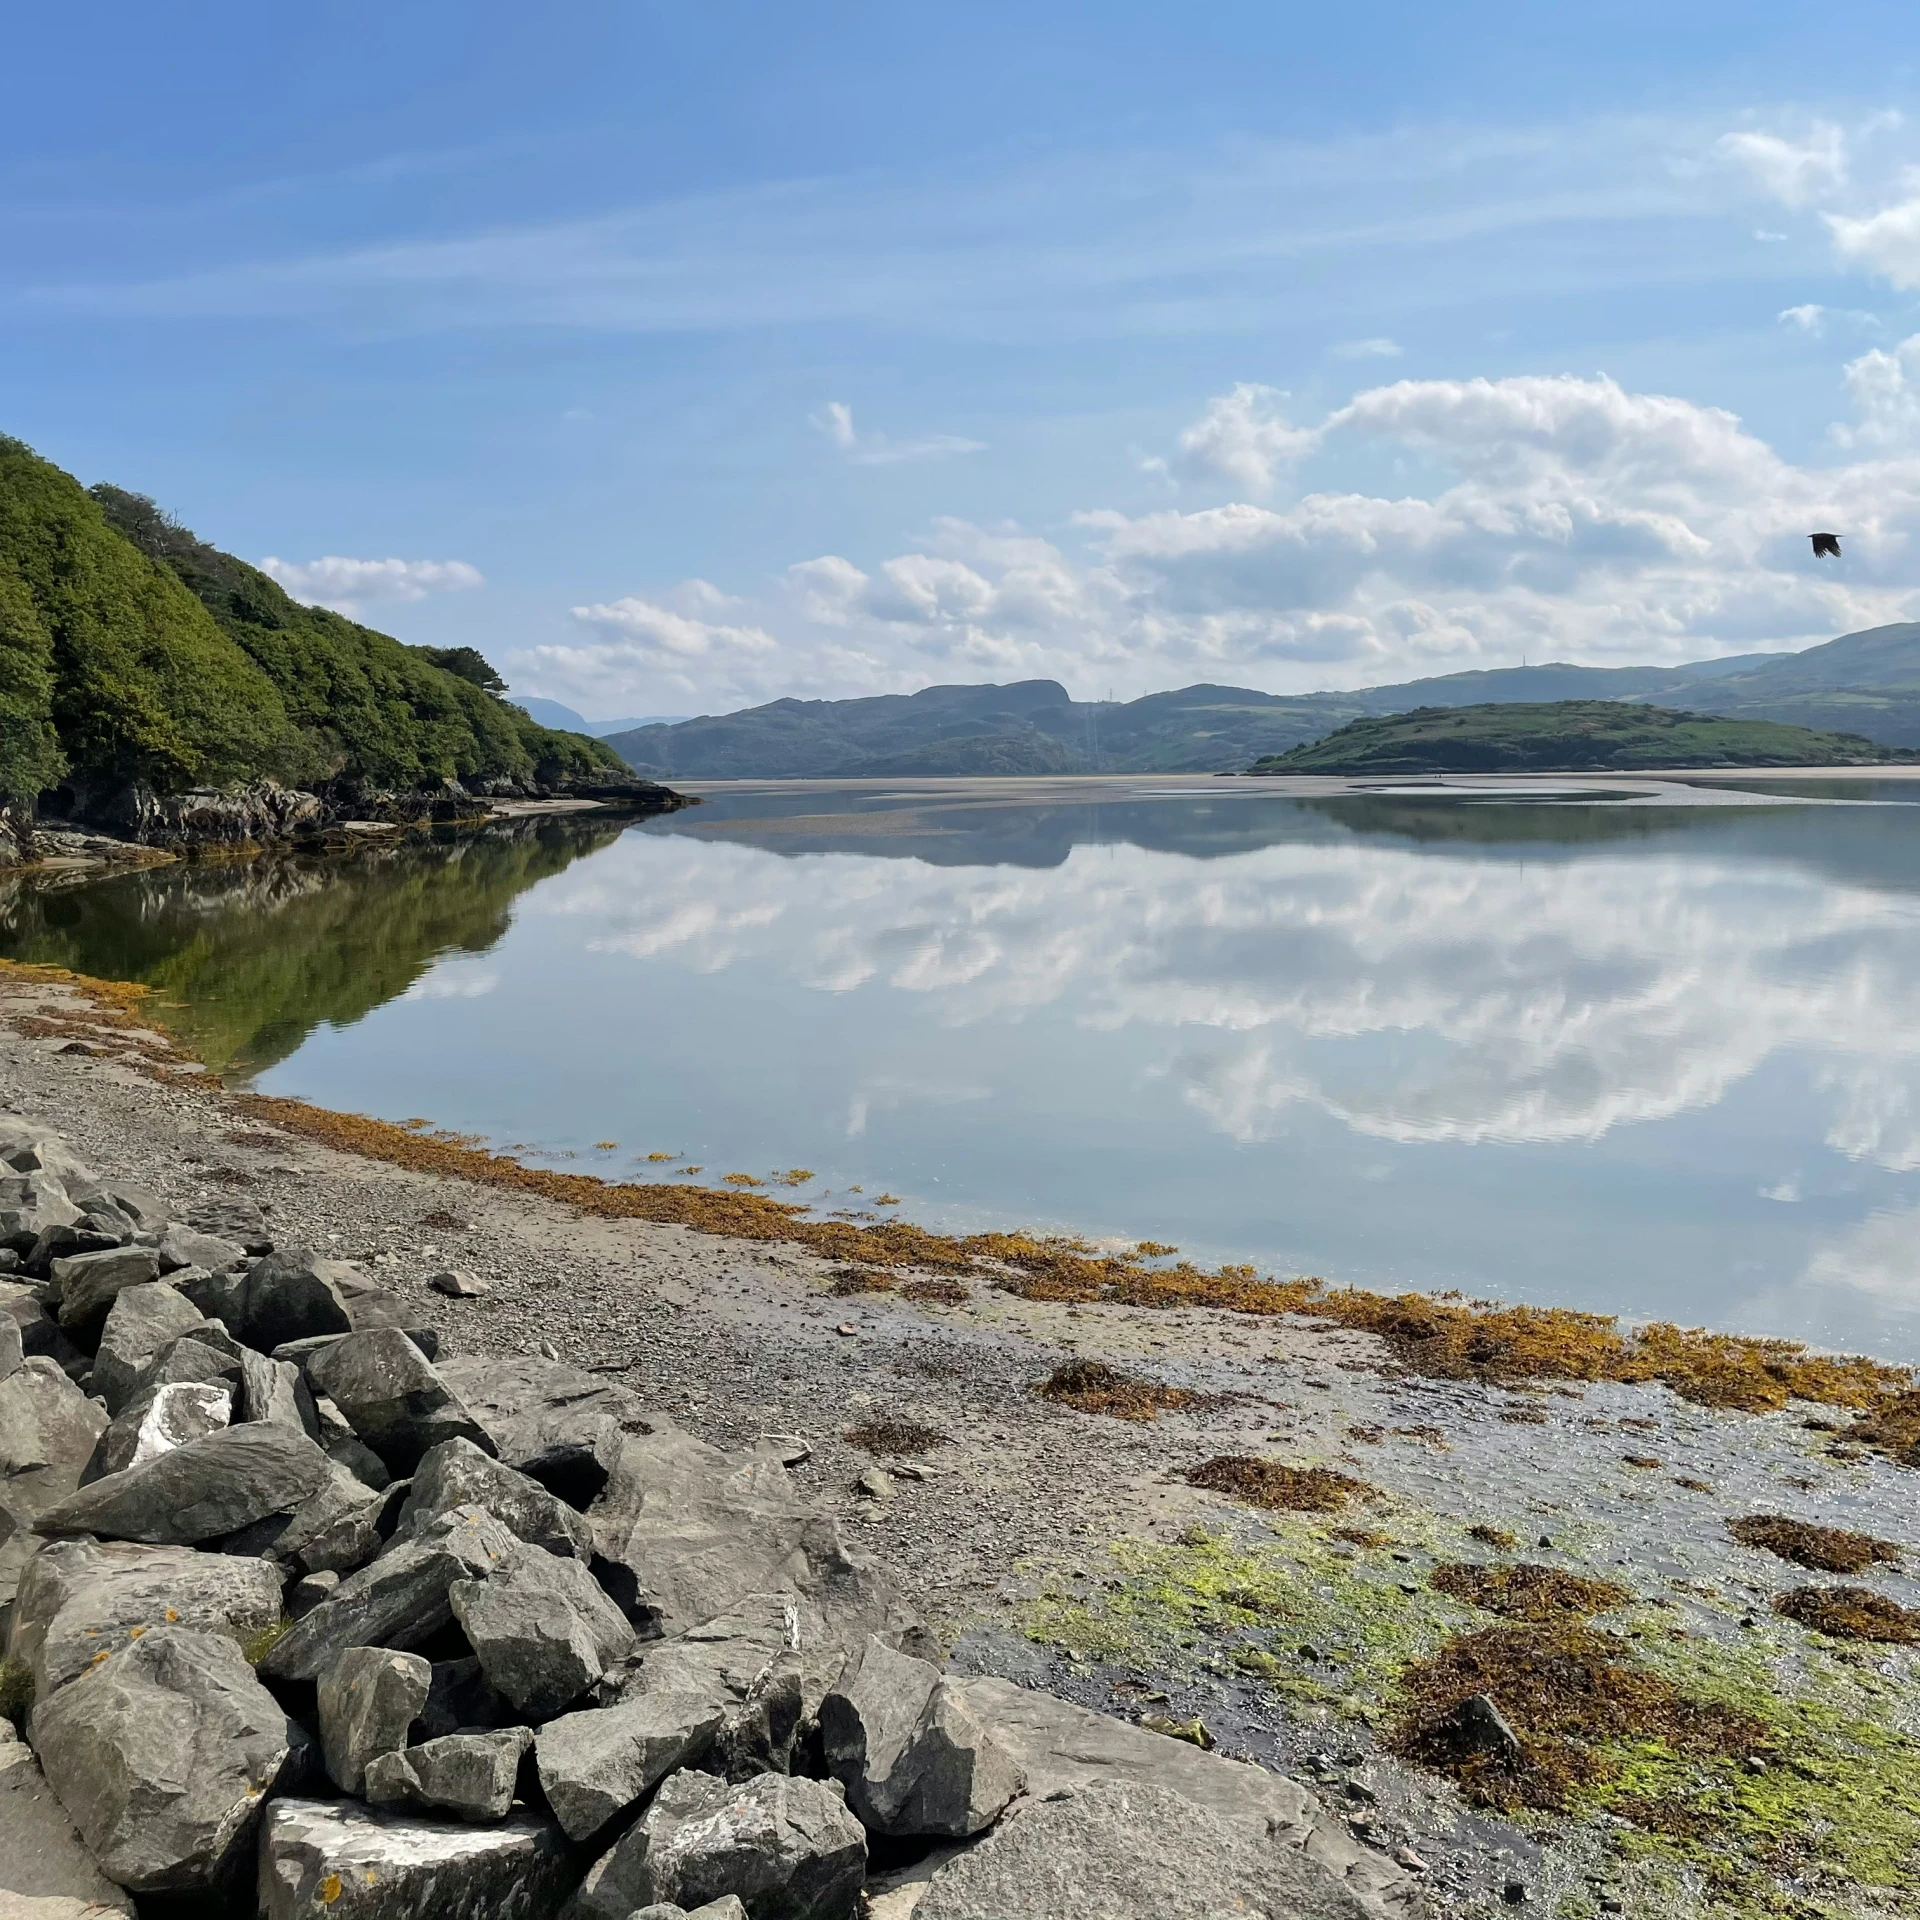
1331;336;1402;359
811;400;985;465
257;555;483;613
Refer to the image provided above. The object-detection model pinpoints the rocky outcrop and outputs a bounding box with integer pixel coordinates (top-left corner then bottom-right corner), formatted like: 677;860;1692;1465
0;1719;136;1918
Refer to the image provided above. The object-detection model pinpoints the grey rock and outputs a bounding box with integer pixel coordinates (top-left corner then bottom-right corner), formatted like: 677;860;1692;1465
0;1358;110;1611
0;1122;94;1185
174;1260;251;1328
290;1569;340;1617
1436;1690;1522;1760
954;1677;1419;1918
0;1717;137;1917
238;1247;356;1352
913;1777;1378;1920
74;1178;167;1233
155;1227;248;1278
0;1312;21;1384
314;1391;394;1488
31;1625;298;1893
395;1436;593;1560
260;1504;517;1681
35;1419;334;1544
134;1332;243;1396
217;1460;386;1574
627;1906;750;1920
308;1329;493;1474
0;1171;81;1254
334;1272;442;1351
318;1644;434;1793
536;1690;726;1841
93;1378;234;1478
237;1344;321;1435
258;1797;574;1920
51;1245;160;1330
589;1428;915;1647
439;1352;662;1505
820;1637;1023;1838
364;1726;533;1823
91;1282;206;1413
185;1195;270;1253
450;1536;635;1719
429;1267;488;1298
569;1769;866;1920
417;1654;516;1740
7;1534;284;1696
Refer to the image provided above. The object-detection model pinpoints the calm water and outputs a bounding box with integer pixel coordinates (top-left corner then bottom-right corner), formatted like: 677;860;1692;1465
10;785;1920;1359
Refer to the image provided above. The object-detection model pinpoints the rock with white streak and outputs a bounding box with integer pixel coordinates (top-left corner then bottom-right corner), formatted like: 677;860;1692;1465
94;1378;234;1478
91;1282;206;1413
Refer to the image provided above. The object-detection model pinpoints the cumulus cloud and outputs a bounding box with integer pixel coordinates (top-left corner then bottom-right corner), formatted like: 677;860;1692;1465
1835;335;1920;449
811;400;986;465
256;554;483;612
1827;190;1920;288
1174;384;1317;495
1717;123;1851;206
531;582;779;702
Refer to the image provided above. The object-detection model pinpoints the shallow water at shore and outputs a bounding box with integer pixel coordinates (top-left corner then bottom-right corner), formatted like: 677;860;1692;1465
9;781;1920;1358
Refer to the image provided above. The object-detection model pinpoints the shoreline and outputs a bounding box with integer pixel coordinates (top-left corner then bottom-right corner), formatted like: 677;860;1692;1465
3;961;1918;1916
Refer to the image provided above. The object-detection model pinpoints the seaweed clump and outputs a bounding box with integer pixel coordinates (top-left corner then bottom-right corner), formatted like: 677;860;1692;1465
1467;1523;1518;1551
1038;1360;1203;1422
901;1276;969;1305
844;1418;947;1456
1184;1456;1375;1513
829;1267;896;1297
1431;1561;1631;1623
1728;1514;1902;1576
1392;1622;1771;1812
1772;1586;1920;1644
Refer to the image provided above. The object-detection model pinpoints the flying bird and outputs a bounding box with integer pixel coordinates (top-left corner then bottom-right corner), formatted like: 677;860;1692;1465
1810;532;1843;558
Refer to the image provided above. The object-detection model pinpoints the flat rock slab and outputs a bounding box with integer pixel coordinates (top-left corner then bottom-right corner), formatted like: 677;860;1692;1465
8;1535;285;1697
536;1690;725;1841
34;1419;333;1544
364;1727;533;1823
259;1797;575;1920
30;1625;298;1894
0;1723;136;1918
913;1778;1379;1920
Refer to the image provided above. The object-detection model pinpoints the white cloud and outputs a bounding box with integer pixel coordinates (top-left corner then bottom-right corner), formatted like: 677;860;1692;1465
1827;189;1920;288
1331;337;1403;359
1835;334;1920;449
256;555;483;613
810;400;986;466
1717;123;1850;206
537;586;779;702
1175;383;1316;495
1779;303;1826;331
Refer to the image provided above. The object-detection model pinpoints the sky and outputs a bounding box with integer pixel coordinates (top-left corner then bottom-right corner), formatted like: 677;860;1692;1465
8;4;1920;717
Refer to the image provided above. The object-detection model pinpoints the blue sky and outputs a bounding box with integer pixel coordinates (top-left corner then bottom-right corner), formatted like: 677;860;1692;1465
8;4;1920;714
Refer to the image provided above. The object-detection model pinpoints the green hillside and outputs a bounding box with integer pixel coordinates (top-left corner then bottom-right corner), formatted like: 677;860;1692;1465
0;435;631;828
1250;701;1913;775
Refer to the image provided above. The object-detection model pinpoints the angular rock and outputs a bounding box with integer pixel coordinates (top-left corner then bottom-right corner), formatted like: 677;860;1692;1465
439;1353;661;1505
395;1436;593;1560
31;1625;298;1893
820;1637;1023;1838
51;1245;160;1330
308;1329;493;1474
72;1178;167;1233
217;1460;387;1575
290;1569;339;1617
0;1312;21;1384
954;1676;1420;1917
259;1797;574;1920
0;1171;81;1254
35;1419;334;1544
93;1378;234;1478
237;1246;356;1350
430;1267;487;1298
156;1226;249;1278
91;1281;206;1413
174;1261;250;1328
135;1332;243;1396
319;1644;434;1793
27;1220;122;1276
569;1769;866;1920
185;1195;271;1253
589;1428;915;1646
313;1391;393;1488
237;1343;320;1434
536;1690;726;1841
7;1534;285;1696
0;1121;94;1185
260;1505;516;1682
450;1536;635;1719
0;1357;110;1610
0;1718;137;1917
364;1726;533;1823
417;1654;516;1741
913;1777;1378;1920
336;1272;443;1351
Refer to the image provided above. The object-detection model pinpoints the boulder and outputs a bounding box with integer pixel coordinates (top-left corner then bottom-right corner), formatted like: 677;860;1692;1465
364;1726;533;1823
394;1436;594;1560
449;1536;635;1719
34;1419;334;1544
912;1777;1379;1920
185;1195;271;1253
290;1569;340;1617
589;1428;915;1647
238;1344;320;1435
134;1332;243;1396
430;1268;488;1298
308;1330;492;1474
0;1171;81;1254
0;1122;94;1185
318;1645;434;1793
953;1677;1419;1917
93;1378;234;1478
820;1637;1022;1838
0;1312;21;1384
258;1797;574;1920
438;1353;662;1505
0;1358;110;1611
536;1691;726;1841
568;1769;866;1920
236;1246;355;1351
155;1226;248;1278
71;1178;167;1233
261;1505;516;1682
28;1221;124;1277
314;1393;393;1489
0;1718;137;1917
30;1625;299;1893
217;1460;387;1575
417;1654;516;1740
51;1245;160;1331
174;1261;250;1328
91;1282;206;1413
7;1535;285;1697
335;1273;443;1350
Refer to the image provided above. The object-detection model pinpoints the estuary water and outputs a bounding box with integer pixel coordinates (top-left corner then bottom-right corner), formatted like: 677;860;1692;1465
10;778;1920;1359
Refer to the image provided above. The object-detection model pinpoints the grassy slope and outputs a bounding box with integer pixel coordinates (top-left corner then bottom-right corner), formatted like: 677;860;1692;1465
1252;701;1909;774
0;435;621;806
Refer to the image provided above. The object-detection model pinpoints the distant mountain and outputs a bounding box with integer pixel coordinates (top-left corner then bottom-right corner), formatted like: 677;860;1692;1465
511;697;688;736
603;621;1920;777
1253;701;1911;775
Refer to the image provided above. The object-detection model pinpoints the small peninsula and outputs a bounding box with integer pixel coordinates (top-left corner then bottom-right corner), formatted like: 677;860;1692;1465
1247;699;1914;775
